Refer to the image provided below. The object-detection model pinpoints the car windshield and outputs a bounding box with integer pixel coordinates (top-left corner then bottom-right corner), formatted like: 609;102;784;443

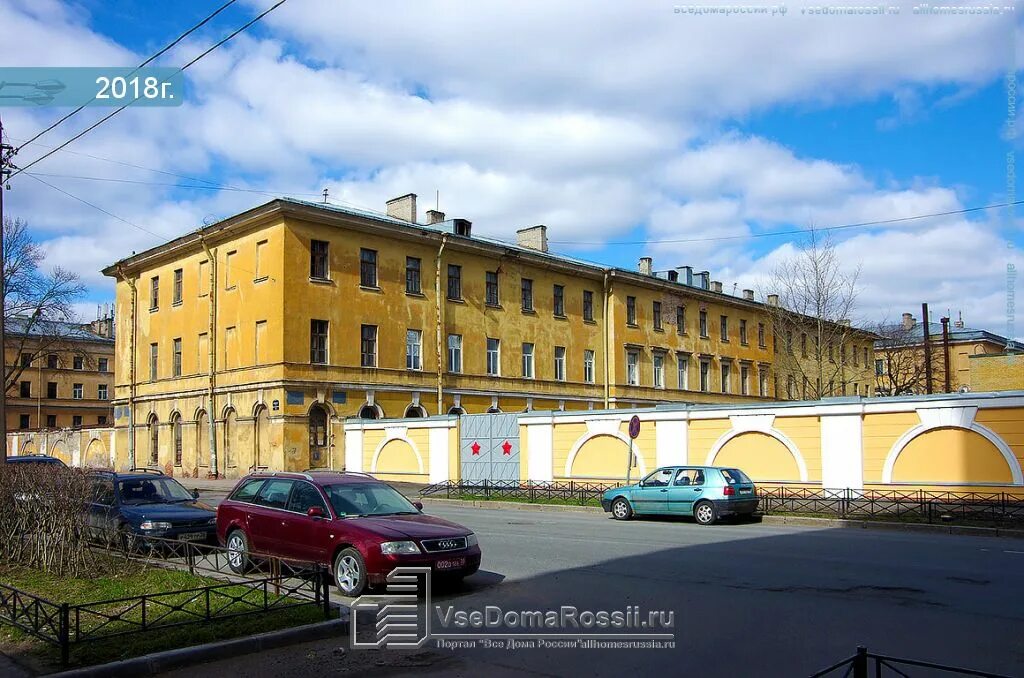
324;482;418;517
721;469;752;485
118;477;194;504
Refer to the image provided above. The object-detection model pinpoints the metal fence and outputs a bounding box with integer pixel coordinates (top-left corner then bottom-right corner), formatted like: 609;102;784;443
812;645;1013;677
420;480;1024;526
0;536;333;665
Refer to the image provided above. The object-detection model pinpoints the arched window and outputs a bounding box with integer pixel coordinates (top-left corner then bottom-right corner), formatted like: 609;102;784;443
486;407;502;414
171;414;183;466
359;404;380;420
254;405;270;469
309;404;329;466
148;415;159;465
404;404;426;418
223;409;236;469
447;406;465;416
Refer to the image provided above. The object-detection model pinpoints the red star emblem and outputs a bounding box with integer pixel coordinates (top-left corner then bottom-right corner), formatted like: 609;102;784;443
501;440;512;455
471;441;481;455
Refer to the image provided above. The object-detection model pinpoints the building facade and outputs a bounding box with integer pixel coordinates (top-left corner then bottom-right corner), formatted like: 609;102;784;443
3;316;115;439
103;195;876;476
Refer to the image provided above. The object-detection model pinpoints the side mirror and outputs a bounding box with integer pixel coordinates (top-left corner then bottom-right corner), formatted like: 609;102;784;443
192;489;200;499
307;506;325;519
413;501;423;511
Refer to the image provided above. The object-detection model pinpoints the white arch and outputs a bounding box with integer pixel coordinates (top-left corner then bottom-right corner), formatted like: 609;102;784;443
704;428;809;482
563;431;647;478
882;423;1023;485
371;430;425;474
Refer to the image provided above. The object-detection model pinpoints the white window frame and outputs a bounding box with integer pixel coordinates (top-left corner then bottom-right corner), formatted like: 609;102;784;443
653;354;665;389
522;343;535;379
447;334;462;373
721;362;731;394
699;359;710;392
740;364;750;395
626;349;639;386
406;329;422;371
583;350;595;384
554;346;566;381
677;353;689;390
487;338;501;376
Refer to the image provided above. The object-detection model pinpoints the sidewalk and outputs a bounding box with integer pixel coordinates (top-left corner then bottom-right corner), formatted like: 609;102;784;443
179;475;429;498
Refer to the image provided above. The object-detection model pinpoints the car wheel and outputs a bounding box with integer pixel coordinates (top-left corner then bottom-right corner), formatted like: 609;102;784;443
611;497;633;521
226;530;251;574
694;500;717;526
334;547;367;596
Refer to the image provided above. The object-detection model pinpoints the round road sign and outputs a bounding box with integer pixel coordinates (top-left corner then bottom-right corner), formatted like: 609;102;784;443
628;415;641;439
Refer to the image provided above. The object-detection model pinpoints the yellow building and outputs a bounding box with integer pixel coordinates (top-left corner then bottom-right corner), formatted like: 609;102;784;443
969;352;1024;391
4;316;115;437
102;194;876;476
875;312;1012;395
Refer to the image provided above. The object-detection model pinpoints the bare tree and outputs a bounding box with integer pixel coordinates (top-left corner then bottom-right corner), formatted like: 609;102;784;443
3;216;87;392
873;316;948;396
763;230;863;400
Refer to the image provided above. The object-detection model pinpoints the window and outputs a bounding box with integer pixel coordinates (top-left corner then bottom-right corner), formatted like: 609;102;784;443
653;354;665;388
853;345;859;366
487;338;500;376
405;257;421;294
447;334;462;373
626;349;639;385
150;276;159;311
787;375;796;399
173;415;182;466
875;359;885;376
758;323;766;348
739;319;748;345
521;278;534;311
486;272;499;306
740;364;750;395
801;333;808;357
47;382;57;398
553;284;565;317
653;302;662;331
172;338;182;377
583;350;595;383
583;290;594;322
46;414;57;428
841;345;847;364
677;353;689;390
554;346;566;381
73;383;83;400
720;315;729;341
721;363;731;393
224;326;237;369
626;296;637;325
46;354;57;369
255;320;268;365
98;384;108;399
760;368;769;397
522;343;535;378
406;330;422;370
225;250;237;289
360;248;378;287
19;381;30;397
255;240;268;280
149;343;158;380
255;479;295;510
863;347;869;367
198;260;210;295
447;264;462;300
173;268;183;304
310;240;329;279
198;333;209;372
20;353;31;367
19;415;29;429
699;310;708;337
73;415;82;428
98;415;107;426
676;306;686;335
360;325;377;367
73;356;84;370
310;320;328;364
98;358;108;372
286;481;328;515
699;359;710;392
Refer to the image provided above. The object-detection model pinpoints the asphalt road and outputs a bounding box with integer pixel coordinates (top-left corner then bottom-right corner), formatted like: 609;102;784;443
170;496;1024;677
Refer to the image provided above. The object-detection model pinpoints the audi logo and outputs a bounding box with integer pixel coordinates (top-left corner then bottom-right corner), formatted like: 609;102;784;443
439;540;459;550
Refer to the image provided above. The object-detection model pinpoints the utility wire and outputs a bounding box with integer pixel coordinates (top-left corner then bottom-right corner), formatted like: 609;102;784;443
25;171;323;198
16;0;239;151
24;173;167;240
548;200;1024;246
9;0;289;180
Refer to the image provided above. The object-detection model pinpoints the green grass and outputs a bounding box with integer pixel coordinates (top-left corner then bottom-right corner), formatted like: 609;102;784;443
0;562;328;670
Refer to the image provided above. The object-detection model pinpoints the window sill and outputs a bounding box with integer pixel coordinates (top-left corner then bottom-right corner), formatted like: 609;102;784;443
149;307;159;313
653;327;665;333
699;334;710;340
172;301;183;308
721;339;730;344
553;314;567;320
521;308;536;316
485;303;503;310
253;276;269;284
447;297;465;304
626;323;639;329
225;286;237;292
309;277;333;285
583;318;596;325
360;285;382;293
406;291;426;298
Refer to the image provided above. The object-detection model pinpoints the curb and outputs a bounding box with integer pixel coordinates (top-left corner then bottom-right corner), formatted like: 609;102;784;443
420;497;1024;538
48;617;347;678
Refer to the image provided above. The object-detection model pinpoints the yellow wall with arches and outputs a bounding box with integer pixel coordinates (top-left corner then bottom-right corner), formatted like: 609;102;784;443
891;428;1012;484
711;432;801;482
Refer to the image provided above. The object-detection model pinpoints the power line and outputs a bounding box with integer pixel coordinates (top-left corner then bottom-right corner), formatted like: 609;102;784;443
25;170;323;198
9;0;289;181
548;200;1024;246
16;0;239;151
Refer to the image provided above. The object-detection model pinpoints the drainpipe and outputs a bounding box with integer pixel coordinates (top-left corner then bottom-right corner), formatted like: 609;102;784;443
602;270;611;410
199;235;219;477
435;234;448;415
116;265;137;468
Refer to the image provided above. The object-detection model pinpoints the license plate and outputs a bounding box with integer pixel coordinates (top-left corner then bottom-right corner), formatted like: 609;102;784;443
435;557;466;570
179;532;207;541
740;489;752;494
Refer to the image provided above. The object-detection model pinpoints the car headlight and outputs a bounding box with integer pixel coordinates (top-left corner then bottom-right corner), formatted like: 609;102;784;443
139;520;172;531
380;541;421;555
466;533;478;547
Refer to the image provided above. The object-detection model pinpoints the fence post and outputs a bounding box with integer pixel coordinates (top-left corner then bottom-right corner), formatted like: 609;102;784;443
853;645;868;678
59;603;69;666
322;568;332;619
187;543;195;576
205;588;211;621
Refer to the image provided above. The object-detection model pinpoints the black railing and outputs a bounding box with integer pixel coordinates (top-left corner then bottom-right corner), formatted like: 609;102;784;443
420;481;1024;526
812;645;1014;677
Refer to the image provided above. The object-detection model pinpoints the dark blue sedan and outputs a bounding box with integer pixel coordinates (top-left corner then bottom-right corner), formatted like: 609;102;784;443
87;469;217;546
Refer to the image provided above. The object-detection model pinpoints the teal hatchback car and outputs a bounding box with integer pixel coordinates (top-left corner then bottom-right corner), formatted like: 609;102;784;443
601;466;758;525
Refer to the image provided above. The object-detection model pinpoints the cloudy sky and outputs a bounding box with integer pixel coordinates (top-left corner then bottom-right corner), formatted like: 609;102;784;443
1;0;1021;338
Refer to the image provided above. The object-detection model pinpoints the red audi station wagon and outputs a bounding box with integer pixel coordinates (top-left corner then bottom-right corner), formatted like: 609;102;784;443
216;471;481;595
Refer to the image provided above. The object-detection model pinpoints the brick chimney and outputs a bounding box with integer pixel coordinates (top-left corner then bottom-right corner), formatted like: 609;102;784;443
516;225;548;252
426;209;445;225
742;289;754;301
638;257;653;275
386;193;417;223
767;294;779;306
710;280;723;293
901;313;915;330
